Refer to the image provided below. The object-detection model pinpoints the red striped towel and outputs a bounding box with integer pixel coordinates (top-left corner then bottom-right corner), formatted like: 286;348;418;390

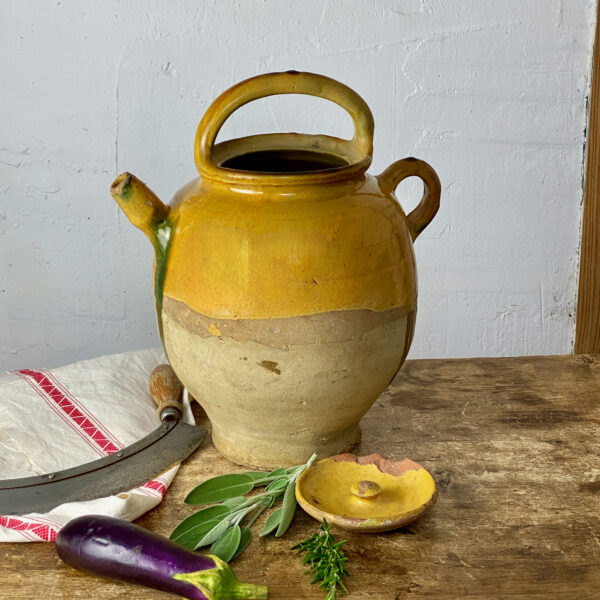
0;348;192;542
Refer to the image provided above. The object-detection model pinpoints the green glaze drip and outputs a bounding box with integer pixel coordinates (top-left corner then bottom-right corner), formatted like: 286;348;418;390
174;555;268;600
117;182;133;202
151;218;173;345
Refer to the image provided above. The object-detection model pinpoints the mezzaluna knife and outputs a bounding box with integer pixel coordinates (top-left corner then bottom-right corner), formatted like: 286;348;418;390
0;364;206;516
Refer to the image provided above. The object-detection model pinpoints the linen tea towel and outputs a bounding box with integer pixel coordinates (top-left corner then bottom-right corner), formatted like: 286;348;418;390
0;347;194;542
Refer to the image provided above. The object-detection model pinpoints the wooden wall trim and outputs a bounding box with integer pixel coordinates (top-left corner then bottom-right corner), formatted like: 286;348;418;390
575;2;600;353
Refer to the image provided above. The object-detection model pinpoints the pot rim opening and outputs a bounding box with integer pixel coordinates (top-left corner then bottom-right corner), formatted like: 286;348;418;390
204;133;372;185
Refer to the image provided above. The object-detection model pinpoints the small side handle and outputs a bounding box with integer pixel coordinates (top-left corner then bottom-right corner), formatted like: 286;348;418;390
149;364;183;422
378;157;441;241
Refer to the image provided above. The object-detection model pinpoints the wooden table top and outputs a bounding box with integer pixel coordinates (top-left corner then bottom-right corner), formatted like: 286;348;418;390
2;355;600;599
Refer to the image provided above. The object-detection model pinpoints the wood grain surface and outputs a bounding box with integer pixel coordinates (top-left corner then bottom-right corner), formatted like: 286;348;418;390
2;355;599;599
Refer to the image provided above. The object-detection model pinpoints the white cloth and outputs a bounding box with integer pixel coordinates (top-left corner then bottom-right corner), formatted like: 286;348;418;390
0;348;193;542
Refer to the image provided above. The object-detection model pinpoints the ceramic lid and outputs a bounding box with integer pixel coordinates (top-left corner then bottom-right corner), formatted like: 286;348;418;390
295;453;438;532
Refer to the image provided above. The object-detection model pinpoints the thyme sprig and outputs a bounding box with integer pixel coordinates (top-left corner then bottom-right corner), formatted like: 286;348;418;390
292;520;349;600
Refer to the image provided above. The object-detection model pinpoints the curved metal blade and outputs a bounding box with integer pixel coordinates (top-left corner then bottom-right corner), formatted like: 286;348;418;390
0;420;206;516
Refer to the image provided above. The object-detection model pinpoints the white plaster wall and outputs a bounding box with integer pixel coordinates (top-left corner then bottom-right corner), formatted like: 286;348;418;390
0;1;596;369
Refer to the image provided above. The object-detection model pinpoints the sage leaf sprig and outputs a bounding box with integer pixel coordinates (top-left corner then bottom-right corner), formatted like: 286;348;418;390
292;520;349;600
170;453;317;562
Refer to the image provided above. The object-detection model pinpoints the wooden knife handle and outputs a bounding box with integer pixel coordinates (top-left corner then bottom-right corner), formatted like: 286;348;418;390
149;364;183;421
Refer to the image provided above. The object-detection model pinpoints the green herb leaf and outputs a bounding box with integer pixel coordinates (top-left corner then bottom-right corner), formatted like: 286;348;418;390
267;467;286;478
259;508;282;537
185;473;255;505
266;477;288;491
275;480;297;537
169;505;231;549
222;496;248;510
241;471;271;481
294;520;349;599
230;503;259;526
195;517;232;548
232;527;253;560
174;453;318;558
210;524;242;562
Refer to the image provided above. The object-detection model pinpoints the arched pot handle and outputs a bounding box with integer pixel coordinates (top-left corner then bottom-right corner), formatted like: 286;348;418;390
194;71;374;177
378;157;441;241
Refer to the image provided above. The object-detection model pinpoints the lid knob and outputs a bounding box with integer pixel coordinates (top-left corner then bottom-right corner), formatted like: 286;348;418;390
350;480;381;499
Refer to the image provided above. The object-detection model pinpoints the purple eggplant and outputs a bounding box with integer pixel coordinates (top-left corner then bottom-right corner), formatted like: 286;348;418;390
56;515;267;600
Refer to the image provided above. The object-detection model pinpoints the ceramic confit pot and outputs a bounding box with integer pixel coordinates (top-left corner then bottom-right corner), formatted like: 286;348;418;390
111;71;441;468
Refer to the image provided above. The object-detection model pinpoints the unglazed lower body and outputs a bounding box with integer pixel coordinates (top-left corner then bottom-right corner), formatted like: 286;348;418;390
162;297;415;468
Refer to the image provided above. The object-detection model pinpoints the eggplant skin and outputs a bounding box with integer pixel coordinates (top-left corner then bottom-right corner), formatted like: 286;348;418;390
56;515;216;600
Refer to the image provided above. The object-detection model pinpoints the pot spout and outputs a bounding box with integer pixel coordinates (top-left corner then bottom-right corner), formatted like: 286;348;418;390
110;172;169;241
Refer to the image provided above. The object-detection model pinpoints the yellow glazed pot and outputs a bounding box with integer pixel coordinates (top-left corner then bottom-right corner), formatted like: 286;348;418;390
110;71;441;468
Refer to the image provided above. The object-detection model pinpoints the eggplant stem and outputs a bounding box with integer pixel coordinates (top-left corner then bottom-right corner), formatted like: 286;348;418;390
174;555;268;600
